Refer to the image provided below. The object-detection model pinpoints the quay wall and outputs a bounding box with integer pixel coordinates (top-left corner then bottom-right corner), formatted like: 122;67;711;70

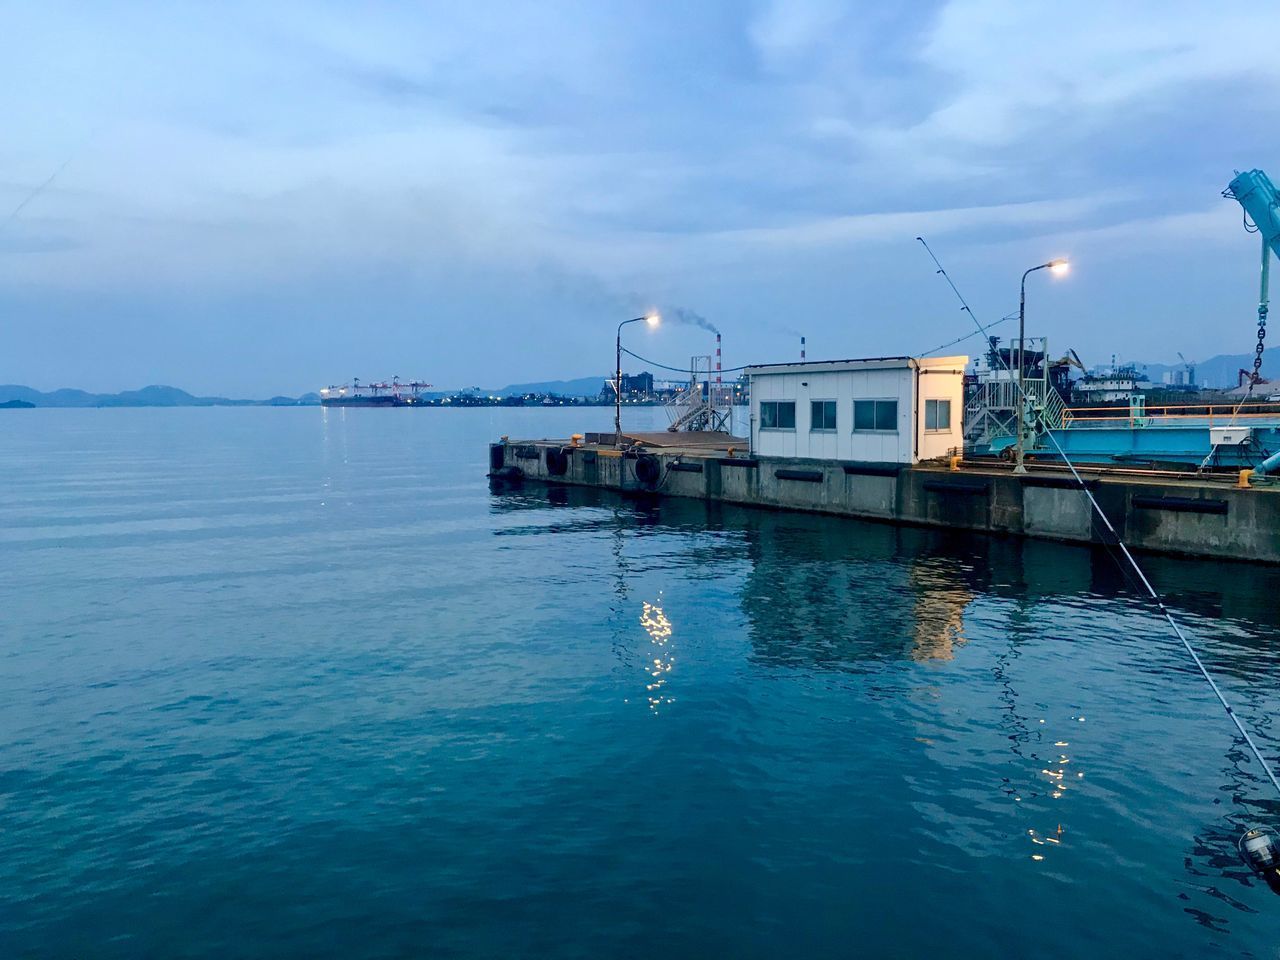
492;442;1280;564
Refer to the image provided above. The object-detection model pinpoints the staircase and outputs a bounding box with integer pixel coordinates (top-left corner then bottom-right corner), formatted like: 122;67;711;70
964;378;1068;447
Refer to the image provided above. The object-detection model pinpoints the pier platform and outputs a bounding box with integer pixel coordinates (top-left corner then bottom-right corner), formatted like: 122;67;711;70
489;435;1280;564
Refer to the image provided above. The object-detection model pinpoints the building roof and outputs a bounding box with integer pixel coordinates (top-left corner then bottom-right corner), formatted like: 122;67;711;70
746;355;967;375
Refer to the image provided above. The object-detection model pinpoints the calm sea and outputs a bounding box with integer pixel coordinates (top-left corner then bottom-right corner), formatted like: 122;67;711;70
1;407;1278;958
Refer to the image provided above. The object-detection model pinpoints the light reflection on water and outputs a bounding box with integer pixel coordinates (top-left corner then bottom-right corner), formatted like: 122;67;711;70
1;407;1278;958
639;599;675;713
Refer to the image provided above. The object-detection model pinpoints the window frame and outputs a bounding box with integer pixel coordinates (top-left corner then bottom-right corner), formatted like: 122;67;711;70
852;398;899;433
925;398;952;432
809;399;837;432
759;400;797;431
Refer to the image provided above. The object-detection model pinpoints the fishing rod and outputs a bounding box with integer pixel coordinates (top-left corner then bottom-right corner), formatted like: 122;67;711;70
916;235;1280;890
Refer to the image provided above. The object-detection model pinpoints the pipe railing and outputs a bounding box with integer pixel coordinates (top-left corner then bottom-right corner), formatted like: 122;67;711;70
1062;401;1280;428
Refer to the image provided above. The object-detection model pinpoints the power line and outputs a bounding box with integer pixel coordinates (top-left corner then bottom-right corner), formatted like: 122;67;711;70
621;346;753;376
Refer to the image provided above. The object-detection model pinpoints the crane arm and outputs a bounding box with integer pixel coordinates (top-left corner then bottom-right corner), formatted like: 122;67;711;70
1226;169;1280;261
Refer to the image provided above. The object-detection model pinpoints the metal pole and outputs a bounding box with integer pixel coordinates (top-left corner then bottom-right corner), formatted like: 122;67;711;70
1014;268;1031;474
615;317;645;448
615;322;624;447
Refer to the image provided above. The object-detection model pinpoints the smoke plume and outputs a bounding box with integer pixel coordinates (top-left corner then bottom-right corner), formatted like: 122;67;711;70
670;307;718;335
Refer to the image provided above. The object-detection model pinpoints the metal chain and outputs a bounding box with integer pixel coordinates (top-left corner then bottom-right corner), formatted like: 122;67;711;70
1254;306;1267;384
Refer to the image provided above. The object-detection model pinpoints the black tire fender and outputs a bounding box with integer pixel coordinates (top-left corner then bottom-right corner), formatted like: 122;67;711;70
634;453;661;487
546;448;570;476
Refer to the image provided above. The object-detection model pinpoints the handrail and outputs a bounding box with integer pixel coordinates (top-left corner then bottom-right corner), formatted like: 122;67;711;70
1066;401;1280;416
1063;410;1280;427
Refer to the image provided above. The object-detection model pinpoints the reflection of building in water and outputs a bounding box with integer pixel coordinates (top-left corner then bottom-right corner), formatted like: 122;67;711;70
906;568;973;662
738;515;980;669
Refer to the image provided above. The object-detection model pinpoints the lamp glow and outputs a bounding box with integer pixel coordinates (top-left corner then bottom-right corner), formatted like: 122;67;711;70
645;312;661;327
1049;259;1070;276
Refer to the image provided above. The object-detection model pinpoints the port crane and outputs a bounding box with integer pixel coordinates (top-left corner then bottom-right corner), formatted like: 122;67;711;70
1221;169;1280;480
1224;169;1280;386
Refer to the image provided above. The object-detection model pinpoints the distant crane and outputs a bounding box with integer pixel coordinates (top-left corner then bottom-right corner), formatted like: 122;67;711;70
1176;351;1195;386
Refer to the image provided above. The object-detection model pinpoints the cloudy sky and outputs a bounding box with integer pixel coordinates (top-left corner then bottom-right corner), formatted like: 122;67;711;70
3;1;1279;395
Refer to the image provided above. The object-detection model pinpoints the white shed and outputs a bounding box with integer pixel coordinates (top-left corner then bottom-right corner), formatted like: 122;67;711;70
747;355;967;464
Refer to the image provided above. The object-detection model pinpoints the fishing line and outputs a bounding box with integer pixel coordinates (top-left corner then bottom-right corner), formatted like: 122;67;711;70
916;235;1280;801
2;152;78;232
920;311;1016;357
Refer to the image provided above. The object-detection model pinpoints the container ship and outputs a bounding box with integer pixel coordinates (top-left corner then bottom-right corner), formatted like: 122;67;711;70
320;378;432;407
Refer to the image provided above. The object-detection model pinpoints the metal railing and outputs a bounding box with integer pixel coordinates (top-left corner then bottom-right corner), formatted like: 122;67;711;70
1062;401;1280;428
964;379;1066;445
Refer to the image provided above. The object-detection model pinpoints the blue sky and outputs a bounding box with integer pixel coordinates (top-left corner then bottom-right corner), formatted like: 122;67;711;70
2;1;1279;395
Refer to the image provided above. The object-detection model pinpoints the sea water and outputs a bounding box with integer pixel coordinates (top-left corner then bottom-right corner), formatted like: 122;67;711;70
1;407;1277;957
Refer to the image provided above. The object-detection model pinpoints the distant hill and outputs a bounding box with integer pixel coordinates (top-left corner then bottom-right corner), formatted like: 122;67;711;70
0;384;321;407
492;375;609;398
1131;354;1256;389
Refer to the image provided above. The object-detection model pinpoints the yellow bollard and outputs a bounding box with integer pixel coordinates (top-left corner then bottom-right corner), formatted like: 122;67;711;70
727;446;736;458
570;433;584;447
949;454;962;473
1239;469;1254;489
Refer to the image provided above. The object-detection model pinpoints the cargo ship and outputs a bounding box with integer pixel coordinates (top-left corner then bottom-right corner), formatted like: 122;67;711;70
319;377;432;407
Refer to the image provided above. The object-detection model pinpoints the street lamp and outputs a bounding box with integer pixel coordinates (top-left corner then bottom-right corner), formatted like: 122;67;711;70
1013;259;1069;474
616;313;660;446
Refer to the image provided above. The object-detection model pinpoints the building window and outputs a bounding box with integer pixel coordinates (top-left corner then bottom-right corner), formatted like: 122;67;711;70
925;399;952;432
853;399;898;432
810;400;837;431
760;400;796;430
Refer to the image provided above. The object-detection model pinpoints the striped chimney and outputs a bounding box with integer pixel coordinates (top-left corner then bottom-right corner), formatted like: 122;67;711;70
801;336;806;361
715;332;722;385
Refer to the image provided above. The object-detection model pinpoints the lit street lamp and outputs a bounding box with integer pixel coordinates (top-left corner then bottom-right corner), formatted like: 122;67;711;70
615;313;660;446
1014;259;1069;474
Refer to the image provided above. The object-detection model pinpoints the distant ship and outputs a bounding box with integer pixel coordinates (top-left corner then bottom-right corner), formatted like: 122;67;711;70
319;378;432;407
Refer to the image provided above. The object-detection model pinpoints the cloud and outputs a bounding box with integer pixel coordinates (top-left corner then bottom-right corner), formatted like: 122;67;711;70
1;0;1278;391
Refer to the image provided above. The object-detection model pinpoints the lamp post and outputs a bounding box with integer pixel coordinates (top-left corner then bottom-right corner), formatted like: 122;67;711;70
615;313;660;447
1013;259;1069;474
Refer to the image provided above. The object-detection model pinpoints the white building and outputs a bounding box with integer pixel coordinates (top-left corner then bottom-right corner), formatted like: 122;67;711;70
747;356;967;464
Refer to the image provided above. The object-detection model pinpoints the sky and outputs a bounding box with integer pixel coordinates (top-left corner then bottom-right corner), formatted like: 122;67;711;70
3;0;1280;396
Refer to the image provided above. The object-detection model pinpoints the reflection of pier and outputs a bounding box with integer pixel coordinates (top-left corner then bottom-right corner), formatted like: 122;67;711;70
487;480;1280;917
488;481;1280;661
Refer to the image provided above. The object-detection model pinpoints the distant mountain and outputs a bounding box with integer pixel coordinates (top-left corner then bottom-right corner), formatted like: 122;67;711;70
0;384;321;407
265;393;322;406
1129;354;1256;389
492;375;609;398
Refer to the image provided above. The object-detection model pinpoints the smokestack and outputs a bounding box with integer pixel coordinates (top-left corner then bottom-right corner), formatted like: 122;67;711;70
715;333;722;386
801;336;806;361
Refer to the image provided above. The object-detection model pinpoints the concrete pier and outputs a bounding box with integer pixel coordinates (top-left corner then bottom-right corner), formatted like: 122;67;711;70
488;433;1280;564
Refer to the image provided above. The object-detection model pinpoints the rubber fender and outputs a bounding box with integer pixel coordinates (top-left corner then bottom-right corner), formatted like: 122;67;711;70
546;447;570;476
488;465;524;481
634;453;661;487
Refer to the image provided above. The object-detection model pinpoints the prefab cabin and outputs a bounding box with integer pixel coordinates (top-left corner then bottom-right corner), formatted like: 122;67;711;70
747;356;967;464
